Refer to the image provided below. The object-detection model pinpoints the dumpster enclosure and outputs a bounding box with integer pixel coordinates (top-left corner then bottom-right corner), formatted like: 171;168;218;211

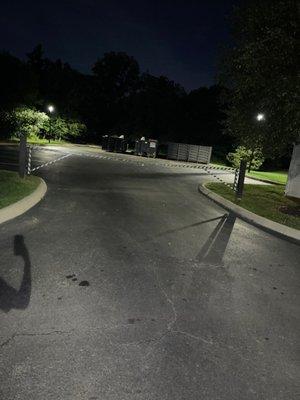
167;142;212;164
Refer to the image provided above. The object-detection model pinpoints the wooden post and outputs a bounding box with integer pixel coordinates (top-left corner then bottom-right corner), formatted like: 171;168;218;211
235;159;247;200
19;134;27;178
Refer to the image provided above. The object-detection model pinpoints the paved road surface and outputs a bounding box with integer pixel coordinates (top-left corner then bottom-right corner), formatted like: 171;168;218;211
0;145;299;400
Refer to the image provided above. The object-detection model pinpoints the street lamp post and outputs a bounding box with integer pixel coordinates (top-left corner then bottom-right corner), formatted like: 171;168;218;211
235;112;266;197
47;105;55;143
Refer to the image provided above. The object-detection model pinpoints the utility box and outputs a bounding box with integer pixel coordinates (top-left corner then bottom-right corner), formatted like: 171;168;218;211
135;138;157;158
134;139;143;155
285;144;300;199
147;139;158;157
102;135;109;150
114;137;127;153
107;136;117;152
104;136;127;153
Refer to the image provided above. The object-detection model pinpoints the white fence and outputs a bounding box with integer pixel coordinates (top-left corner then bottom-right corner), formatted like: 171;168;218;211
286;144;300;199
167;142;212;164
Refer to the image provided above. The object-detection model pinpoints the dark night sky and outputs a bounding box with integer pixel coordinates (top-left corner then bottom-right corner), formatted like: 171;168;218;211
0;0;239;91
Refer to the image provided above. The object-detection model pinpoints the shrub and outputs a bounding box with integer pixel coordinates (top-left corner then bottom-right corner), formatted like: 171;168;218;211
43;117;87;141
6;107;49;139
226;146;264;171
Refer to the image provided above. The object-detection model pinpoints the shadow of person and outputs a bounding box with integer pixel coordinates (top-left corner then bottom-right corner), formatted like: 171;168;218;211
0;235;31;313
197;213;236;266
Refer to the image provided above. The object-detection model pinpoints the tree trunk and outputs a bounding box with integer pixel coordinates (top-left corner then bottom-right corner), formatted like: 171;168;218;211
248;149;254;172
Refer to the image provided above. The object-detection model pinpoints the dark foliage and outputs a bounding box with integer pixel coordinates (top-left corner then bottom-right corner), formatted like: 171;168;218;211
220;0;299;159
1;46;228;149
0;52;38;112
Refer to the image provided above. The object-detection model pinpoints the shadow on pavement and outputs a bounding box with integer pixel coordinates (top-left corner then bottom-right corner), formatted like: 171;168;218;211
0;235;31;313
197;213;236;265
156;216;225;238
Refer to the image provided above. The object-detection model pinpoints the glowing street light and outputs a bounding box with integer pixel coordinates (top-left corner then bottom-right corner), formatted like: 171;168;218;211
46;105;55;143
47;105;55;113
256;113;265;121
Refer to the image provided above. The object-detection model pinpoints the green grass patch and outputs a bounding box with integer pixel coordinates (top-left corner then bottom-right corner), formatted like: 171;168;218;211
209;155;288;185
0;170;40;209
247;170;287;185
1;138;68;146
206;183;300;230
27;138;68;146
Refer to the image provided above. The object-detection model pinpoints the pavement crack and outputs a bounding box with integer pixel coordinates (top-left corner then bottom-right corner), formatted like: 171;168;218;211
160;286;178;331
144;269;214;355
154;271;177;332
172;330;213;345
0;330;73;349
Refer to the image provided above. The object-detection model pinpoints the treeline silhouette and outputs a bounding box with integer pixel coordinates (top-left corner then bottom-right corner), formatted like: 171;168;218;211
0;45;232;153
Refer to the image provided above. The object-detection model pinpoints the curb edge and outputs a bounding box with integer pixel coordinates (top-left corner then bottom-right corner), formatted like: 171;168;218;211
0;178;47;225
198;183;300;245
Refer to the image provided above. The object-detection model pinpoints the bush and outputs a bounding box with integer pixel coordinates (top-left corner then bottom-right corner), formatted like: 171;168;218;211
42;117;87;141
3;106;88;143
226;146;264;171
66;120;87;141
6;107;49;139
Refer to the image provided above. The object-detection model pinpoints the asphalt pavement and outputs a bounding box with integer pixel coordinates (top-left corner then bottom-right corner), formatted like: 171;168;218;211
0;145;299;400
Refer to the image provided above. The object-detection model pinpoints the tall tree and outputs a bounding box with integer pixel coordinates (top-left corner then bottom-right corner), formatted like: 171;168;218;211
89;52;141;135
130;73;186;140
183;85;229;147
0;52;38;111
220;0;299;158
27;45;84;118
92;52;140;100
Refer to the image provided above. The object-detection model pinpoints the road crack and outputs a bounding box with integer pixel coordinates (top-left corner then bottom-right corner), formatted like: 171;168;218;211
150;269;214;353
0;330;73;349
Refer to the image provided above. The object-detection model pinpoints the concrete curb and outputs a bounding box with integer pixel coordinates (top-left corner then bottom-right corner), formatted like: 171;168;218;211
198;183;300;245
245;175;284;186
0;178;47;224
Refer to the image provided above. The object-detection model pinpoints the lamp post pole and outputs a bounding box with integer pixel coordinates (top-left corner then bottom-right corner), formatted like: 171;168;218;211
234;112;266;199
47;105;55;142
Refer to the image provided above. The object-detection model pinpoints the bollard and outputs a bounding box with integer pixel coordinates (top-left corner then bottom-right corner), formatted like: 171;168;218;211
235;159;247;200
233;168;239;192
27;145;32;175
18;134;27;178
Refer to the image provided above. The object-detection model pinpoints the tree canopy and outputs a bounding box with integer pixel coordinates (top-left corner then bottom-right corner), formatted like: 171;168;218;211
6;107;49;139
1;45;229;147
220;0;300;158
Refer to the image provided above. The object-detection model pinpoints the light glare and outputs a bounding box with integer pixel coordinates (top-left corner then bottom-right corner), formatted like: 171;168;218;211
256;113;265;121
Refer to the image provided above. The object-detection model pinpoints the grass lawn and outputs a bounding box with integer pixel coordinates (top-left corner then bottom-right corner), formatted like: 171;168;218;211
247;170;287;185
27;138;68;145
0;170;40;209
209;156;288;185
209;160;288;185
206;183;300;230
1;138;68;146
